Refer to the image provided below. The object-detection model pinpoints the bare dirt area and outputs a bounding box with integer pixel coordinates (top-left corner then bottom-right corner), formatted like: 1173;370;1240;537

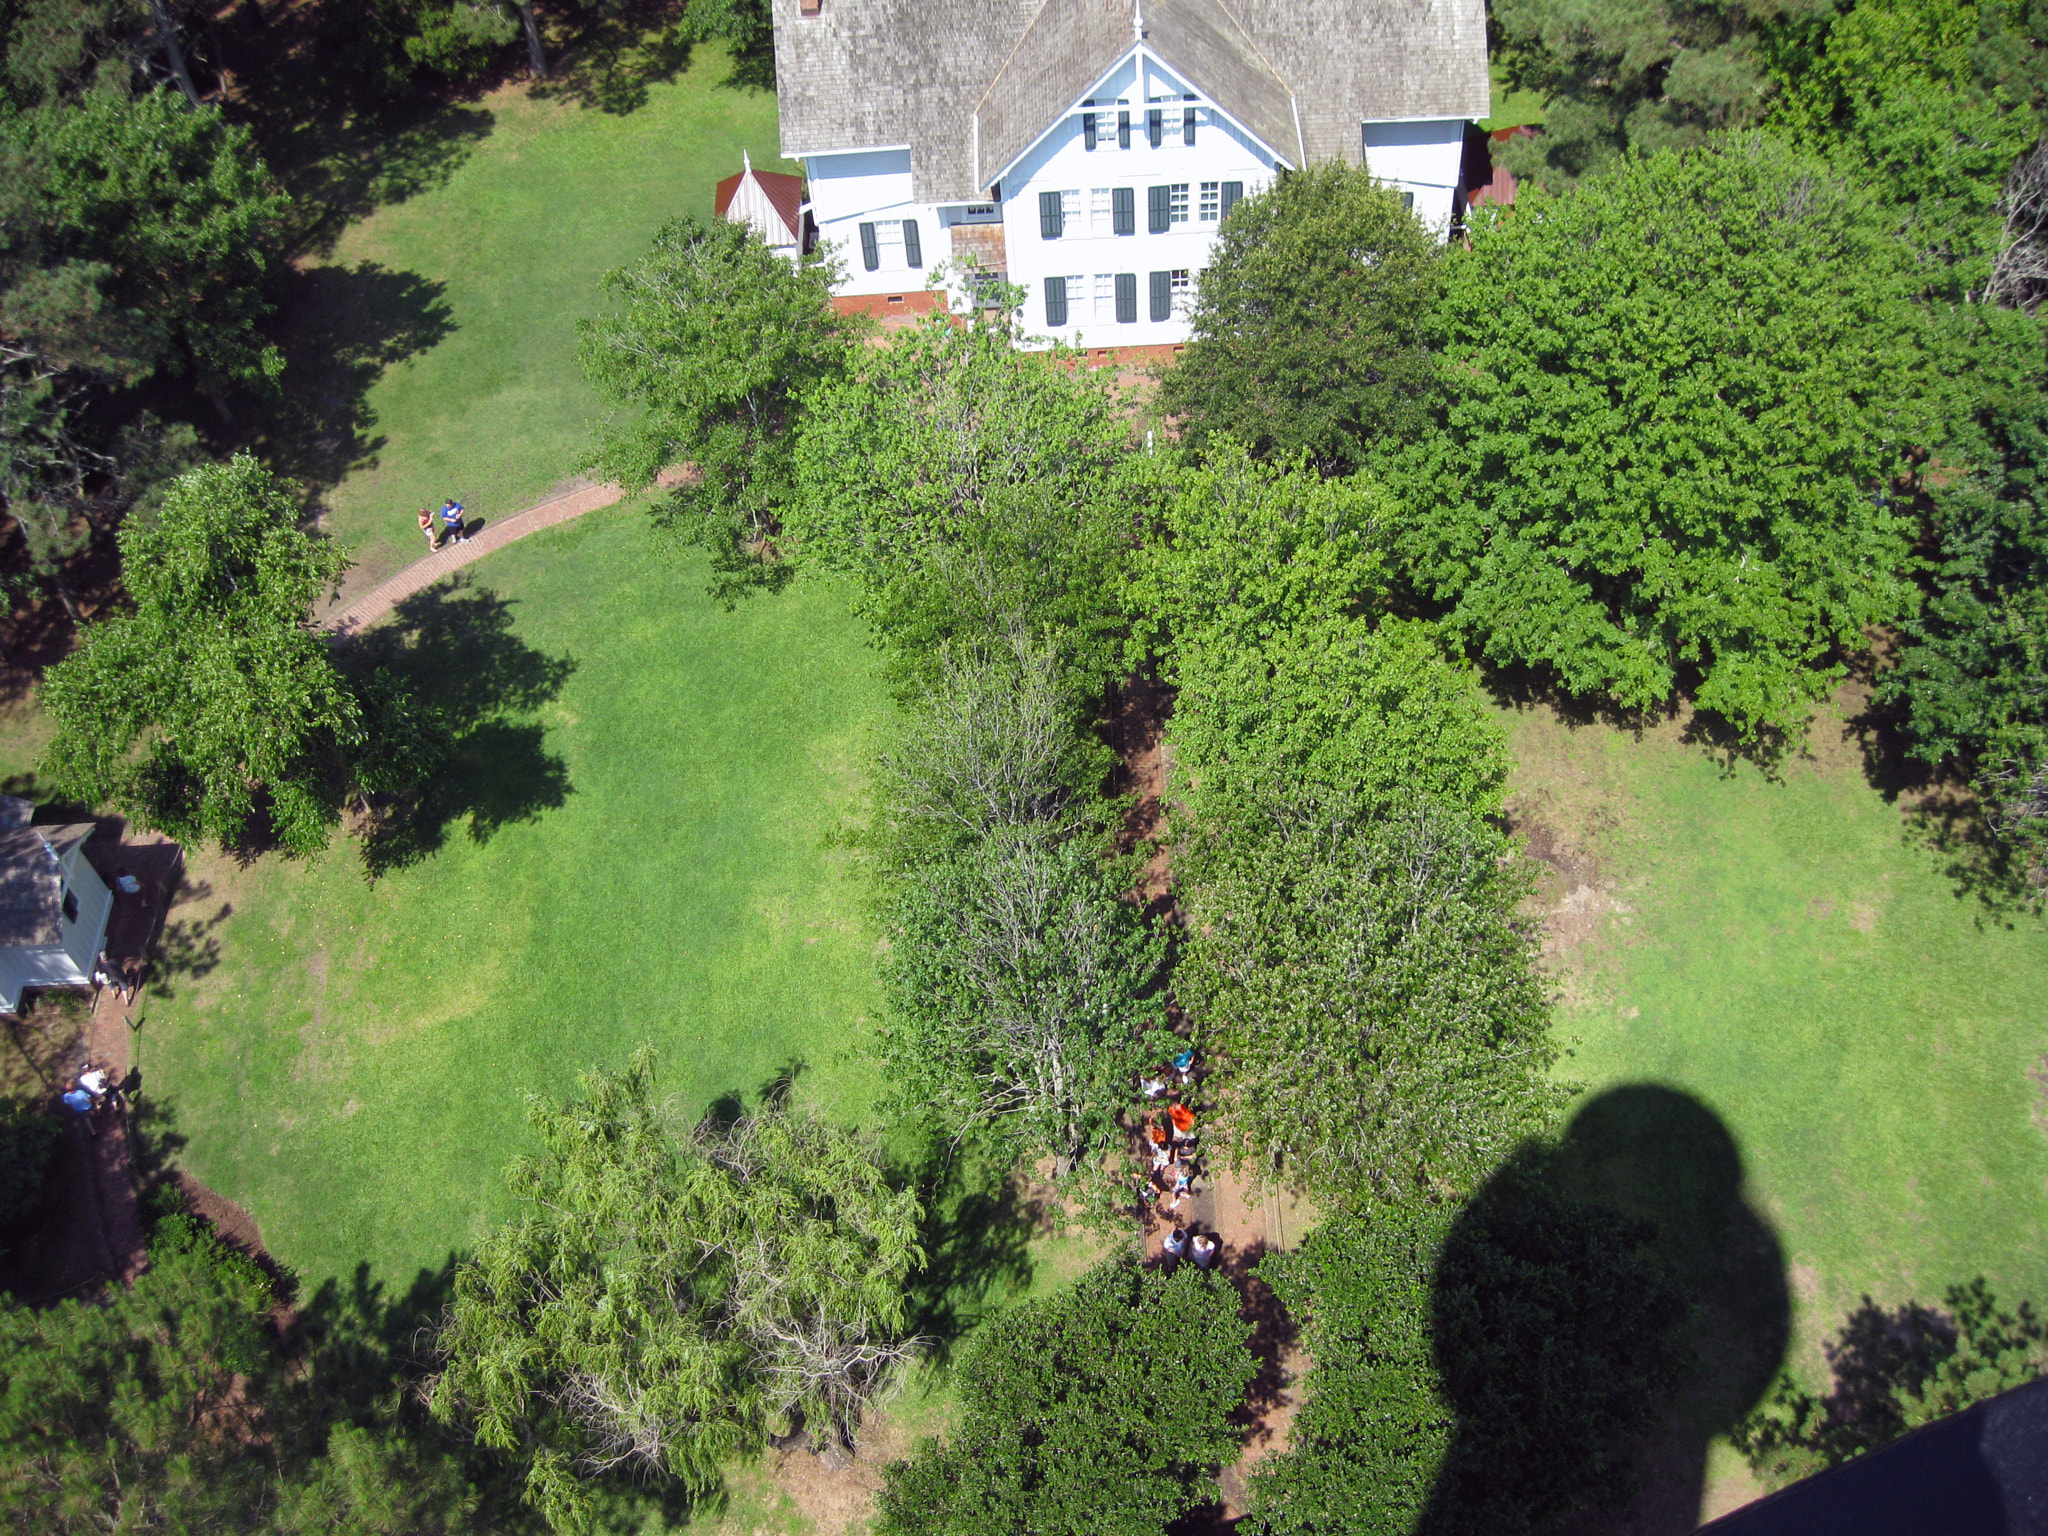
1111;670;1176;911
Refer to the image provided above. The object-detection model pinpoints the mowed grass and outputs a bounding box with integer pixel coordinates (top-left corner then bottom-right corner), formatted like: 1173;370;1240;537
1505;696;2048;1511
139;506;892;1294
286;46;799;593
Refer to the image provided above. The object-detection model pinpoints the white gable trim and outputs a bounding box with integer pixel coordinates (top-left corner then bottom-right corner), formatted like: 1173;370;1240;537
975;45;1295;195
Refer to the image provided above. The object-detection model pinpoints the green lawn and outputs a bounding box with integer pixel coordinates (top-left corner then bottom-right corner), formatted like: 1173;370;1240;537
267;44;800;596
1506;697;2048;1513
139;506;892;1295
1479;61;1547;131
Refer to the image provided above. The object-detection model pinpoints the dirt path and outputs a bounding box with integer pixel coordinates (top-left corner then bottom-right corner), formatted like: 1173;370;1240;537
319;465;690;637
1109;673;1312;1524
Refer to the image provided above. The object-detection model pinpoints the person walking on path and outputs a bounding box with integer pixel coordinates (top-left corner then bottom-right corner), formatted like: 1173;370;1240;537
441;499;468;545
1190;1233;1218;1270
418;507;439;550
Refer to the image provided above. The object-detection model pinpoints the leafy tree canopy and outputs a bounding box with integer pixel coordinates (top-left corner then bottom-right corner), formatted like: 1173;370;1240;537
578;212;852;600
1734;1277;2047;1487
1767;0;2048;263
1491;0;1835;189
1158;162;1442;474
877;1254;1256;1536
1392;136;1941;736
3;85;289;396
1132;447;1506;823
1253;1168;1690;1536
790;312;1147;694
881;821;1168;1181
1179;790;1562;1208
40;454;364;856
0;1210;490;1535
430;1049;924;1535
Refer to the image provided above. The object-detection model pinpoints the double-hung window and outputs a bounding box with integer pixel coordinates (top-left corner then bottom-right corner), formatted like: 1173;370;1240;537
1045;274;1084;328
1167;184;1189;224
1038;190;1081;239
1170;268;1192;313
857;218;922;270
1090;187;1114;237
1093;273;1117;323
1199;182;1220;221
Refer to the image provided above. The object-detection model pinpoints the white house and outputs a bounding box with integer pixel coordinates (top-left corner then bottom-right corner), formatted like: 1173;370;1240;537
772;0;1490;348
0;799;112;1015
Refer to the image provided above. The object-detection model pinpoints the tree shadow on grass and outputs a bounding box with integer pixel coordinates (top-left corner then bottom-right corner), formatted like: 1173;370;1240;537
144;878;231;1000
534;3;697;115
901;1140;1041;1366
1420;1085;1790;1536
1834;674;2045;919
340;576;577;879
210;0;500;256
249;263;456;508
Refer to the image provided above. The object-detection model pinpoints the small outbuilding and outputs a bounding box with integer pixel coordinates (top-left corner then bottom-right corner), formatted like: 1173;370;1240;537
0;797;112;1014
715;150;807;254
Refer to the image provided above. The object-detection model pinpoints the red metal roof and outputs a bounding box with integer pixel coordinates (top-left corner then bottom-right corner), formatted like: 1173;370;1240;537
714;167;806;243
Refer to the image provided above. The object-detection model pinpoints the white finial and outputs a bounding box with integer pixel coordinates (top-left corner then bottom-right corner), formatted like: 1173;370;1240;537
743;148;753;174
1133;0;1144;42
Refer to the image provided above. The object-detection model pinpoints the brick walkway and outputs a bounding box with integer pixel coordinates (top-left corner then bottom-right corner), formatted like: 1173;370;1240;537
321;472;660;637
79;830;183;1284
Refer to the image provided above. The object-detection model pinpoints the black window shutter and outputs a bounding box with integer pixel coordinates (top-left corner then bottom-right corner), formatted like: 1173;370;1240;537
1147;108;1162;148
1148;184;1170;233
859;222;879;271
1149;270;1171;322
1183;106;1196;145
1112;187;1135;236
1045;276;1067;328
1118;110;1131;149
1220;181;1243;220
1039;190;1063;239
902;218;922;267
1083;110;1097;150
1115;272;1136;323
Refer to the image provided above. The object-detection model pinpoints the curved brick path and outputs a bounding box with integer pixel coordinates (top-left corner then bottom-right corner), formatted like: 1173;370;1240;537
321;466;688;636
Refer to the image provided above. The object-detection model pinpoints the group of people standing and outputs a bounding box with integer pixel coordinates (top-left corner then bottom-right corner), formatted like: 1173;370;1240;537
417;499;469;550
59;1061;120;1133
1133;1049;1220;1270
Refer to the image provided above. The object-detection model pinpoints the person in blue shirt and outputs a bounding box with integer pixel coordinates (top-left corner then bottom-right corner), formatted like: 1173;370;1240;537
440;499;468;545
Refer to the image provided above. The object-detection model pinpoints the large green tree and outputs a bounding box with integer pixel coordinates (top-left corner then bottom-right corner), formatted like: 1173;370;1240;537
1178;789;1563;1208
790;311;1145;692
578;212;850;600
877;1254;1256;1536
1394;136;1942;737
1251;1171;1689;1536
1130;447;1506;825
1767;0;2048;267
881;823;1168;1181
1490;0;1835;189
430;1051;923;1534
1158;162;1441;474
5;86;289;400
0;1211;489;1535
41;455;366;856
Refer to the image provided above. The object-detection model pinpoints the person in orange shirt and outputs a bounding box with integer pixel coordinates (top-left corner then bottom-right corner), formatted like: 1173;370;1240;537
1168;1102;1196;1143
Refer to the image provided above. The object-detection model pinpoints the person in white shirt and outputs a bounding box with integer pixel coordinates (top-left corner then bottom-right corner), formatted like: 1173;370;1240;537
1190;1233;1218;1270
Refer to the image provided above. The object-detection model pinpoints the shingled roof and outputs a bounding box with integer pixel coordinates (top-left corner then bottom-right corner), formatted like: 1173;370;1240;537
773;0;1490;203
0;824;91;951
